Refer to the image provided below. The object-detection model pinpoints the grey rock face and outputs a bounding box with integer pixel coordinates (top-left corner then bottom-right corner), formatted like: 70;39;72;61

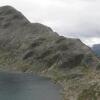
0;6;99;71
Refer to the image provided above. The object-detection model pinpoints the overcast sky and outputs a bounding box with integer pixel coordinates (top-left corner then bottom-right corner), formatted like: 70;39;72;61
0;0;100;46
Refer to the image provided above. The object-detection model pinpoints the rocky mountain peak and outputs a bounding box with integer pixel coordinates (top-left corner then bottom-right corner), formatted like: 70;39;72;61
0;5;99;72
0;6;29;29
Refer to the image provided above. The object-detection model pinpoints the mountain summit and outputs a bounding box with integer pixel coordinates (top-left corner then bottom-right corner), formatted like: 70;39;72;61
0;5;99;71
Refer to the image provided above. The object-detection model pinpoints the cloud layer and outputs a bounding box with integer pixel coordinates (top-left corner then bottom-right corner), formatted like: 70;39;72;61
0;0;100;46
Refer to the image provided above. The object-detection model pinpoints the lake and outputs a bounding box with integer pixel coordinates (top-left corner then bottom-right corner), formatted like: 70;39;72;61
0;72;62;100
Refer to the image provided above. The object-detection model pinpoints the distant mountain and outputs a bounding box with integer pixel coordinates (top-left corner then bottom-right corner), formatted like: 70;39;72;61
92;44;100;56
0;5;100;100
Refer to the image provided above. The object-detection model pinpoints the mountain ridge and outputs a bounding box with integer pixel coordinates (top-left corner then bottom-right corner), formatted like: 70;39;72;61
0;6;99;71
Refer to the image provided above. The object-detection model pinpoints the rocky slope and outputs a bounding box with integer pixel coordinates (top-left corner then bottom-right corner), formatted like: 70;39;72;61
0;5;100;100
0;6;99;71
